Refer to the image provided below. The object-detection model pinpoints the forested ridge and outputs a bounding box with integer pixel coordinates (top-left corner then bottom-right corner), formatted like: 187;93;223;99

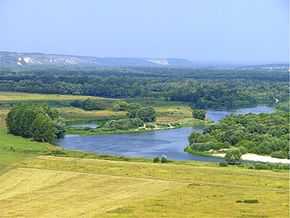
0;67;288;109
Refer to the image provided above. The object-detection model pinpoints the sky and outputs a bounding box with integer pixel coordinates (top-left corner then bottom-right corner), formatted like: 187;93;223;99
0;0;289;64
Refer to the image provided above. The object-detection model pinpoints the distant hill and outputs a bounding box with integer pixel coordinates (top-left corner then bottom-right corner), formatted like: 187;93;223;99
1;51;287;71
0;51;195;69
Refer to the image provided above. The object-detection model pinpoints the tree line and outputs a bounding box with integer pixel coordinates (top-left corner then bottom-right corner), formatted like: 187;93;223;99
0;68;288;109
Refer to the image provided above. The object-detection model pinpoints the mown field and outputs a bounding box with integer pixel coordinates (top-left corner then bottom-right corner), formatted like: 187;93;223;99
0;155;289;218
0;127;289;218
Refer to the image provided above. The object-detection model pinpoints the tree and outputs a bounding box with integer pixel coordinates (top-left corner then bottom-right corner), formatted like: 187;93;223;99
192;109;206;120
82;98;98;110
127;103;142;118
225;149;242;164
112;101;129;111
136;107;156;122
6;104;65;143
31;113;56;143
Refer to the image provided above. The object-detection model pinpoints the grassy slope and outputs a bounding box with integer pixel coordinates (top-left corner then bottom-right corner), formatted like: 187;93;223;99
0;128;289;217
0;155;288;218
0;128;58;173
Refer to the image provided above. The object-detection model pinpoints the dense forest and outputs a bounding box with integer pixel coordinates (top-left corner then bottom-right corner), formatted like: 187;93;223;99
186;111;289;159
0;67;288;109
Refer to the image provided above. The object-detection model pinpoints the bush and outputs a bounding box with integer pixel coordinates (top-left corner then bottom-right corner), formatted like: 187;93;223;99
145;123;155;129
192;109;206;120
153;157;160;163
136;107;156;122
219;162;228;167
128;105;156;122
71;98;107;111
103;118;144;130
225;149;242;164
112;101;129;111
238;146;248;155
271;151;286;159
160;155;168;163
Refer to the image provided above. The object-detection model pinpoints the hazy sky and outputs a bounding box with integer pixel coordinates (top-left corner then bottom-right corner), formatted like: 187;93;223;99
0;0;288;64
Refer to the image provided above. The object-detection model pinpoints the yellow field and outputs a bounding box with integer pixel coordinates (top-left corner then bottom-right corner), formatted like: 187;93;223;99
0;156;288;218
155;105;192;123
0;91;106;102
58;107;126;121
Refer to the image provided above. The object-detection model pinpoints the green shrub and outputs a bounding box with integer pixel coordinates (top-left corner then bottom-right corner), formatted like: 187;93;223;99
104;118;144;130
238;146;248;155
71;98;107;111
218;162;228;167
128;105;156;122
160;155;168;163
271;151;286;159
192;109;206;120
145;123;155;129
153;157;160;163
112;101;129;111
225;149;242;164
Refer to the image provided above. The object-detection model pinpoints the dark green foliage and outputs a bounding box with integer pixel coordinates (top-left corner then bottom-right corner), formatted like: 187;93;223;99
136;107;156;122
6;104;65;143
128;104;156;122
31;113;56;143
224;149;242;164
218;162;228;167
71;98;107;110
187;112;289;159
160;155;168;163
112;101;129;111
127;103;142;118
0;68;287;110
192;109;206;120
271;151;286;159
153;157;160;163
242;162;289;170
103;118;144;130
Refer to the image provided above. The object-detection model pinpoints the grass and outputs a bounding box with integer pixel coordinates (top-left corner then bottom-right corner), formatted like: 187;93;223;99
0;91;107;102
0;127;289;217
0;128;58;174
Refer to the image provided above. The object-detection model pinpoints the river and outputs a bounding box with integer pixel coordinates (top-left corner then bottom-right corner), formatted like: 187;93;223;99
58;105;274;162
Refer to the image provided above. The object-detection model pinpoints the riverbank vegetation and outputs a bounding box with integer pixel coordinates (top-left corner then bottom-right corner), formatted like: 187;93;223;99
186;111;289;159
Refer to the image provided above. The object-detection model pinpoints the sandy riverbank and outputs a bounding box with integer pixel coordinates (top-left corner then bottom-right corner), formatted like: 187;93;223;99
213;153;290;164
